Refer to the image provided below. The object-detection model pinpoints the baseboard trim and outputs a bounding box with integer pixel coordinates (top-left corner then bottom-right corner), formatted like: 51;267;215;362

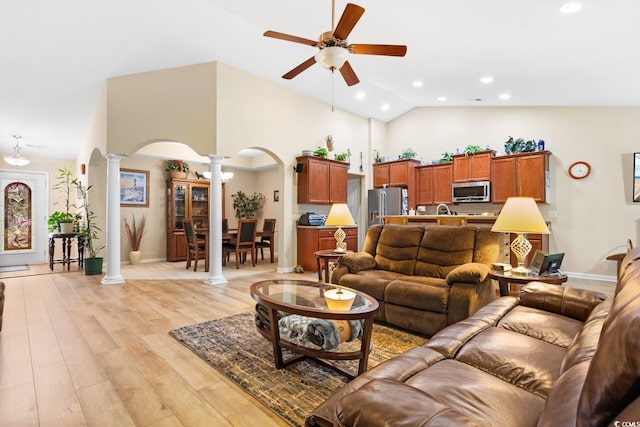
566;271;617;283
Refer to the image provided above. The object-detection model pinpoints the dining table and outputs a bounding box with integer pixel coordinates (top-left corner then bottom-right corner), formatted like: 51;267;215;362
194;228;275;266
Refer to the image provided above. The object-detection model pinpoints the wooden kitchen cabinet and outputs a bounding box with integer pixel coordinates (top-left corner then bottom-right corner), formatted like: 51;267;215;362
452;151;494;182
373;159;419;188
416;165;434;205
297;226;358;272
416;163;453;205
167;178;220;261
491;151;550;203
373;159;420;208
432;163;453;205
297;156;348;204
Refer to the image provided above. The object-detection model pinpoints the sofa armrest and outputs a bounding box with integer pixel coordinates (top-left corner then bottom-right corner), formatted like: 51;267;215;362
330;252;376;284
518;282;609;322
446;262;490;286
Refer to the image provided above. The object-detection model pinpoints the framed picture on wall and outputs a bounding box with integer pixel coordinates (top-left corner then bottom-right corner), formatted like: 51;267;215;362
120;168;149;207
634;153;640;202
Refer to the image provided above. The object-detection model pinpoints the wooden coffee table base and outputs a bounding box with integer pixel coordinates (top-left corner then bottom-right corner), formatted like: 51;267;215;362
250;279;379;380
255;305;375;379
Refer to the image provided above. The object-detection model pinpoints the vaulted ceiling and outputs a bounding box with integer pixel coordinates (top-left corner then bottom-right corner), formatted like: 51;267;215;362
1;0;638;160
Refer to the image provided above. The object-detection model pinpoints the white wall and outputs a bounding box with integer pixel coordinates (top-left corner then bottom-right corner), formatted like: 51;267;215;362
387;106;640;278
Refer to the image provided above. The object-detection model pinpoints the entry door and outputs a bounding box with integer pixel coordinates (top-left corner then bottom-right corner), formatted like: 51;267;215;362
0;169;48;266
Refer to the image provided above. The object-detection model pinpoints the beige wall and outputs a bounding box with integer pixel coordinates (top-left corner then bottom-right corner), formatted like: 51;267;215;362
106;62;218;156
387;106;640;278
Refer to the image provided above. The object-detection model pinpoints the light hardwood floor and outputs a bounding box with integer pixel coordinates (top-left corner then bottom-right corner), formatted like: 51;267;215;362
0;260;614;426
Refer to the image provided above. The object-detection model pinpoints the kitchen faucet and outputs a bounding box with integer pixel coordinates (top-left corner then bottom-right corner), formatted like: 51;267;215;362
436;203;452;215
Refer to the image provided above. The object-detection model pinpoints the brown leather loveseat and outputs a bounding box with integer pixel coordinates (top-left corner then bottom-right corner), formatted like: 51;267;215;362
307;248;640;427
331;224;499;336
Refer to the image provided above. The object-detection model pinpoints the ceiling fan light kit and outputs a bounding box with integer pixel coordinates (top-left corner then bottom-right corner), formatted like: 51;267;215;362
315;46;349;70
263;2;407;87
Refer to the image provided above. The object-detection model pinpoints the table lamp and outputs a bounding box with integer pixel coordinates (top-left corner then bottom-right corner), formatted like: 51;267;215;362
324;203;356;253
491;197;550;275
324;287;356;310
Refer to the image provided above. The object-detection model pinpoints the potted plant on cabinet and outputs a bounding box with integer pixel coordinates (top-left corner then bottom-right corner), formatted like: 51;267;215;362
231;191;266;219
124;213;146;265
76;181;104;275
166;160;189;179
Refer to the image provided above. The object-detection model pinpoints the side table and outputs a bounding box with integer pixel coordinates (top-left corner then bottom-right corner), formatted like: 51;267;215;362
314;249;353;283
48;232;84;271
489;270;568;297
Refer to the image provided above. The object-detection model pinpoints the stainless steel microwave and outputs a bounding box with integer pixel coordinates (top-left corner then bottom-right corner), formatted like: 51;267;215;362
452;181;491;203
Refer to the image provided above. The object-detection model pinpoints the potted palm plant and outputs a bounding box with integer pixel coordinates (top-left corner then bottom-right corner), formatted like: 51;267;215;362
124;213;146;265
76;181;104;275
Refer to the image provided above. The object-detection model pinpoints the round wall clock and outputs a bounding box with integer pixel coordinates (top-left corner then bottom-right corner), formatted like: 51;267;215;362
568;161;591;179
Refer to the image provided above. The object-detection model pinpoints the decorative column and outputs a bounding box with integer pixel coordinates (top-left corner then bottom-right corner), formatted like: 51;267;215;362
101;154;125;285
204;155;227;285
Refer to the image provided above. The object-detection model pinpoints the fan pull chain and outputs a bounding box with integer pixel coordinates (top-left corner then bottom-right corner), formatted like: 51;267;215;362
331;68;335;112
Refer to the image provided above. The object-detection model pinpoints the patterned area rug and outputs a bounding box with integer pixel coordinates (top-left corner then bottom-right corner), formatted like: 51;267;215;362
169;312;428;426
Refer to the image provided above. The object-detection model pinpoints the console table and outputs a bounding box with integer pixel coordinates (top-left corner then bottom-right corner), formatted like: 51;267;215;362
48;232;84;271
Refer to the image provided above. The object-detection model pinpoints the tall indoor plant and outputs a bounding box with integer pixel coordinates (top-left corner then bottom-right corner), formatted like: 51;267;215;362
76;180;104;275
48;167;80;233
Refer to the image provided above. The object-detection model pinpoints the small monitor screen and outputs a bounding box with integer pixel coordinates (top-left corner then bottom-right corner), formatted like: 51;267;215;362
540;253;565;275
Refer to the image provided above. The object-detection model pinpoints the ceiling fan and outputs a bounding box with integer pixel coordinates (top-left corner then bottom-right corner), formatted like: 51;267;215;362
263;1;407;86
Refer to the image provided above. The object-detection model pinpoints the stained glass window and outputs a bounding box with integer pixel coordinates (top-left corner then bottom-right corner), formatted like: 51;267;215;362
4;182;32;250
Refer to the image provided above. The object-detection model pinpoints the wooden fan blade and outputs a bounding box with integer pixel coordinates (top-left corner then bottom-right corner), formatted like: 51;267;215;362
333;3;365;41
350;44;407;57
282;56;317;80
263;30;318;47
339;61;360;86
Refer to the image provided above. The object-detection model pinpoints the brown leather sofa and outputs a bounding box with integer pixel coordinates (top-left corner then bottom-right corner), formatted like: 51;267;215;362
306;248;640;427
331;224;499;336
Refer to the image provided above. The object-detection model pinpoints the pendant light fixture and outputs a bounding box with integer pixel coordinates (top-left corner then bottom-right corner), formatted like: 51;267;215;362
4;135;31;167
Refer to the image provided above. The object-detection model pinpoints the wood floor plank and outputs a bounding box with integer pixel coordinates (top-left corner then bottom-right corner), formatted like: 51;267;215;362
0;381;39;427
76;380;136;427
97;348;174;426
199;380;288;427
32;361;87;427
0;326;33;391
149;371;233;427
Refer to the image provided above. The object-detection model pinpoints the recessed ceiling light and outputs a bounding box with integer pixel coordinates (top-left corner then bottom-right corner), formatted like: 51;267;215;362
381;104;390;111
480;76;494;84
355;91;366;100
499;93;511;100
437;96;447;101
560;2;582;14
412;81;424;88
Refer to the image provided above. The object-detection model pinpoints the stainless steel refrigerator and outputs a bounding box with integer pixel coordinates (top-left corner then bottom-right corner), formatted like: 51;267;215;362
367;187;408;228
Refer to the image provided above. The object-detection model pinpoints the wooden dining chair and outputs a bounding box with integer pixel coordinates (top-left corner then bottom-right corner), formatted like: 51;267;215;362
183;220;209;272
223;219;257;269
256;218;276;263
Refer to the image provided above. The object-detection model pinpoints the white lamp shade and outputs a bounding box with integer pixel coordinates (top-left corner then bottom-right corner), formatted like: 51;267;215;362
315;46;349;70
4;155;31;167
324;203;355;226
491;197;549;234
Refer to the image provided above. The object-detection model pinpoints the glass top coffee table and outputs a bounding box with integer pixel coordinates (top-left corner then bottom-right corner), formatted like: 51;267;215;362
250;279;379;379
